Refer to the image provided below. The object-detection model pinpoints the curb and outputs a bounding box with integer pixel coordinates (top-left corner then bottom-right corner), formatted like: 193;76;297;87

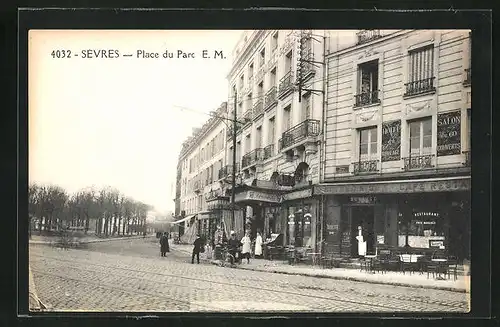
208;260;467;293
29;265;47;311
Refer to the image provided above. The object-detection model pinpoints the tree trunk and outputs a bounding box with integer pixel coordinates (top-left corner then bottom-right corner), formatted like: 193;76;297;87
112;213;117;236
85;212;89;234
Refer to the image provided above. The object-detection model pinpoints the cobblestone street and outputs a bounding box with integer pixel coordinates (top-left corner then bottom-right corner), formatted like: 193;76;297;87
29;238;469;313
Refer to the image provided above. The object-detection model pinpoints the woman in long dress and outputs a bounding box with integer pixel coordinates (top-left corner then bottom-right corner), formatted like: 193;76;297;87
254;231;263;258
241;231;252;264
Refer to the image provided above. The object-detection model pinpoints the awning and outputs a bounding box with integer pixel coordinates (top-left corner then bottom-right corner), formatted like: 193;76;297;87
171;214;196;224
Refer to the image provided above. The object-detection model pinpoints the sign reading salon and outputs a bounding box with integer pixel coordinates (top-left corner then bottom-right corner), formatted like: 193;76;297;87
381;120;401;162
437;111;461;156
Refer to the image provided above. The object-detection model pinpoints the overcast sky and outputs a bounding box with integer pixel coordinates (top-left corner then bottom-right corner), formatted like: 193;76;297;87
29;30;243;213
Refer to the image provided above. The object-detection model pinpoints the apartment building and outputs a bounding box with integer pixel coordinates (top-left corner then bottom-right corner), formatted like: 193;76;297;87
318;30;471;261
220;30;328;247
175;102;228;240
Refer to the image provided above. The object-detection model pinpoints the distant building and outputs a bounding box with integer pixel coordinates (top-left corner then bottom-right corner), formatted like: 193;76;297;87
174;102;229;240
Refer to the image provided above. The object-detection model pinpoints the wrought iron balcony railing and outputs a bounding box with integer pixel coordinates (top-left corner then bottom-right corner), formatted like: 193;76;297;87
193;181;201;192
298;50;316;80
243;109;253;123
353;159;379;175
464;68;471;85
403;154;435;171
226;124;241;138
252;100;264;120
404;77;436;97
263;144;274;160
279;119;320;150
278;70;294;98
241;148;264;169
354;90;380;107
356;30;382;45
463;150;471;167
264;86;278;109
218;164;240;180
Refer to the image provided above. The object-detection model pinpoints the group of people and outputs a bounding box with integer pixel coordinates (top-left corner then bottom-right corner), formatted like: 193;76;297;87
159;226;265;267
218;228;263;265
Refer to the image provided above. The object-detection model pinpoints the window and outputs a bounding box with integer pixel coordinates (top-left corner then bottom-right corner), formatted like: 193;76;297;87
409;117;432;156
301;93;311;121
269;117;276;144
356;60;379;106
271;31;278;51
245;134;251;153
256;126;262;148
406;45;435;96
398;211;445;248
285;51;292;72
359;127;378;160
236;141;241;164
258;81;264;98
240;74;244;90
249;62;254;77
270;68;277;87
260;48;266;67
283;105;292;131
247;93;253;109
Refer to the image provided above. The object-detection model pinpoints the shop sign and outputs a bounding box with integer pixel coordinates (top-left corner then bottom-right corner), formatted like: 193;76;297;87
314;177;470;195
437;111;461;156
381;120;401;162
349;196;377;204
282;188;312;201
235;190;281;203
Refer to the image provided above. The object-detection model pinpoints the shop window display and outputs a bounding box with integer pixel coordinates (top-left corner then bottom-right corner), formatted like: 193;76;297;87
397;211;445;249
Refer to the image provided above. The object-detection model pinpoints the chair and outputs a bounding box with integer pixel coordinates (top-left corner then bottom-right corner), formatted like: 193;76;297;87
400;253;419;274
446;256;459;281
426;250;447;279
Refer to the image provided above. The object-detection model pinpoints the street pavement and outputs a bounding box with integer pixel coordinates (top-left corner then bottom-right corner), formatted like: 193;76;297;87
29;238;469;313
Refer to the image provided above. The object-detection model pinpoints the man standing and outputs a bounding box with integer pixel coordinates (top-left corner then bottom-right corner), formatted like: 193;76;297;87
192;234;204;264
160;232;169;257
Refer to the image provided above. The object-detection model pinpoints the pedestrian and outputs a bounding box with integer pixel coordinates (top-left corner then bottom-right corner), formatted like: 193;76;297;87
228;231;242;265
241;231;252;264
254;231;263;258
159;232;169;257
192;233;204;264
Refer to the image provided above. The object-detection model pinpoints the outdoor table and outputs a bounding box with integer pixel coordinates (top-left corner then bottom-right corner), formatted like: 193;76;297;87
431;258;448;280
308;252;321;266
364;254;377;273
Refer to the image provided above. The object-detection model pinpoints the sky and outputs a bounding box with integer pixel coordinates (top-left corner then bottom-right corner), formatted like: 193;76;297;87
29;30;243;213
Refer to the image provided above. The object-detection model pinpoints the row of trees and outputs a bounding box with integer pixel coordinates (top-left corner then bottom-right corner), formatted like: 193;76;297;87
28;183;153;237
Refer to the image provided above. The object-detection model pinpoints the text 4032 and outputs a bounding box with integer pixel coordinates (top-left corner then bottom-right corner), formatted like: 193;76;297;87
51;50;72;58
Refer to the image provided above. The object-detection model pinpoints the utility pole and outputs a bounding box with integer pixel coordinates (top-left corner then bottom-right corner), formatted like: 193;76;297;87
231;90;237;233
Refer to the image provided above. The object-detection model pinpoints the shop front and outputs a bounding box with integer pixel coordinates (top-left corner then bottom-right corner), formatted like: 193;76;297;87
315;176;471;261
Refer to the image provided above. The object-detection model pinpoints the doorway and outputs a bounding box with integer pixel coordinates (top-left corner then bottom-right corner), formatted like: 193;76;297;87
350;206;375;256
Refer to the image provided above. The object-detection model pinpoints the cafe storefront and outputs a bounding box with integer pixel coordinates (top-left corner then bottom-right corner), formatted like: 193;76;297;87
315;176;471;261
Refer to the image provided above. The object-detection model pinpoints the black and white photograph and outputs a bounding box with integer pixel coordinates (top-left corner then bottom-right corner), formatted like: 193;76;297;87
27;27;472;313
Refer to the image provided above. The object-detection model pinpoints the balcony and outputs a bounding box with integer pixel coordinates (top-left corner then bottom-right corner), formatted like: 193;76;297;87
298;50;316;81
278;70;294;99
354;90;380;107
241;148;264;169
463;150;471;167
243;109;253;124
404;77;436;97
279;119;320;151
353;159;379;175
403;154;435;171
356;30;382;45
263;144;275;160
252;100;264;120
464;68;471;86
218;164;240;180
264;86;278;110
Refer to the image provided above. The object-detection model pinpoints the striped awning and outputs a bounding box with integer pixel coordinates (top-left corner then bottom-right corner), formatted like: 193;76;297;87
171;214;196;224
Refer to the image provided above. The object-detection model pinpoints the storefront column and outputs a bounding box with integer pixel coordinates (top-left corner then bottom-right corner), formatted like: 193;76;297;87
385;202;399;247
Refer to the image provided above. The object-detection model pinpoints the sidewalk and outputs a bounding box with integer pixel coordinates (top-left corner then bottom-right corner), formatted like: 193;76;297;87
169;244;469;293
29;234;153;245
